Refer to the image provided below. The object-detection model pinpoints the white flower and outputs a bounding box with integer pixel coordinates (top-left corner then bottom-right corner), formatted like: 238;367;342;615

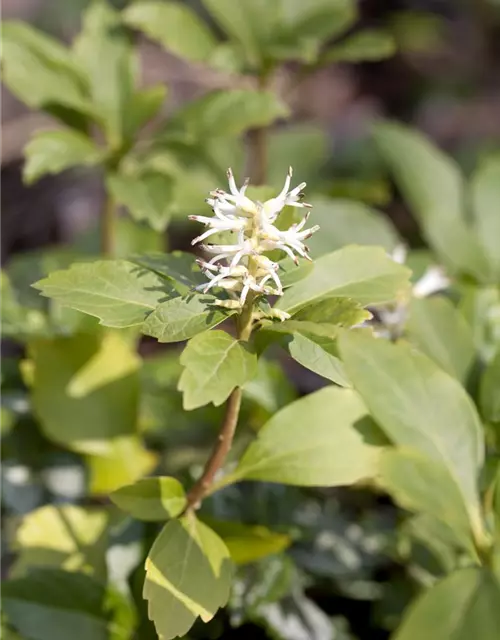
412;266;450;298
191;167;319;310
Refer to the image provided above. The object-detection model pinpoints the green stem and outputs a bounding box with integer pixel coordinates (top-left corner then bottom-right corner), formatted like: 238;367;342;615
101;192;116;257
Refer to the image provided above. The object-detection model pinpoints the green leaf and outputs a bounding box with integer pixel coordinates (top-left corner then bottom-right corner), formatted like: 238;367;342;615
201;0;264;68
286;332;351;387
74;0;136;145
3;569;111;640
406;296;475;383
1;21;93;121
132;251;204;291
123;1;217;62
124;84;167;139
338;331;484;520
114;217;163;256
232;387;387;486
179;330;257;409
394;568;500;640
277;245;411;314
380;449;476;553
1;271;50;339
144;515;232;640
306;197;400;257
373;122;491;282
111;476;186;521
107;171;174;232
480;349;500;423
23;129;102;184
12;504;108;577
471;156;500;280
268;125;327;188
325;29;396;62
87;435;157;495
202;519;290;564
293;296;372;326
143;294;234;343
167;89;289;140
33;260;174;328
30;333;138;454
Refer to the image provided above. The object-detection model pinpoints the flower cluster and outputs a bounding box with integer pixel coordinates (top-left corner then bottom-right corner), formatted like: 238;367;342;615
189;167;319;310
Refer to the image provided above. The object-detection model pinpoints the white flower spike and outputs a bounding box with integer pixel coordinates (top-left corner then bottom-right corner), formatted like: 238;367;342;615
191;168;319;311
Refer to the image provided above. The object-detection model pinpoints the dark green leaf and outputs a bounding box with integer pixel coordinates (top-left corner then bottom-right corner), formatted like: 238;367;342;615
144;515;232;639
3;569;110;640
23;129;102;184
277;245;411;313
132;251;204;291
179;330;257;409
33;260;173;328
394;568;500;640
123;1;217;62
111;476;186;521
232;387;387;486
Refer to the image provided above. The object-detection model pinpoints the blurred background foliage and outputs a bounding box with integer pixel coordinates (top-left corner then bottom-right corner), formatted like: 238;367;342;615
1;0;500;639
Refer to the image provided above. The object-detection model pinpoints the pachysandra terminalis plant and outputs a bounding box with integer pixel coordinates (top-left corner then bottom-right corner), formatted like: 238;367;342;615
185;166;319;509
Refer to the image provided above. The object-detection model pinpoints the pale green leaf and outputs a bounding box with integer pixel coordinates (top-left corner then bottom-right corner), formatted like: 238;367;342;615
373;122;491;282
107;171;174;232
232;386;387;486
3;569;110;640
293;296;372;326
132;252;205;291
12;504;108;578
144;516;232;639
23;129;102;184
1;21;93;120
33;260;174;328
471;156;500;280
167;89;289;140
394;568;500;640
287;332;351;387
202;519;290;565
179;330;257;409
325;29;396;62
406;296;475;383
306;197;400;257
380;449;476;553
480;349;500;423
277;245;411;313
338;331;484;520
114;216;163;257
74;0;136;145
143;294;234;343
1;271;50;339
123;1;217;62
111;476;186;521
30;333;138;454
87;435;157;495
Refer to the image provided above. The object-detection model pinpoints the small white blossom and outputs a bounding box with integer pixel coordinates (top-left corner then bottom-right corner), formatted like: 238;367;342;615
191;167;319;312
